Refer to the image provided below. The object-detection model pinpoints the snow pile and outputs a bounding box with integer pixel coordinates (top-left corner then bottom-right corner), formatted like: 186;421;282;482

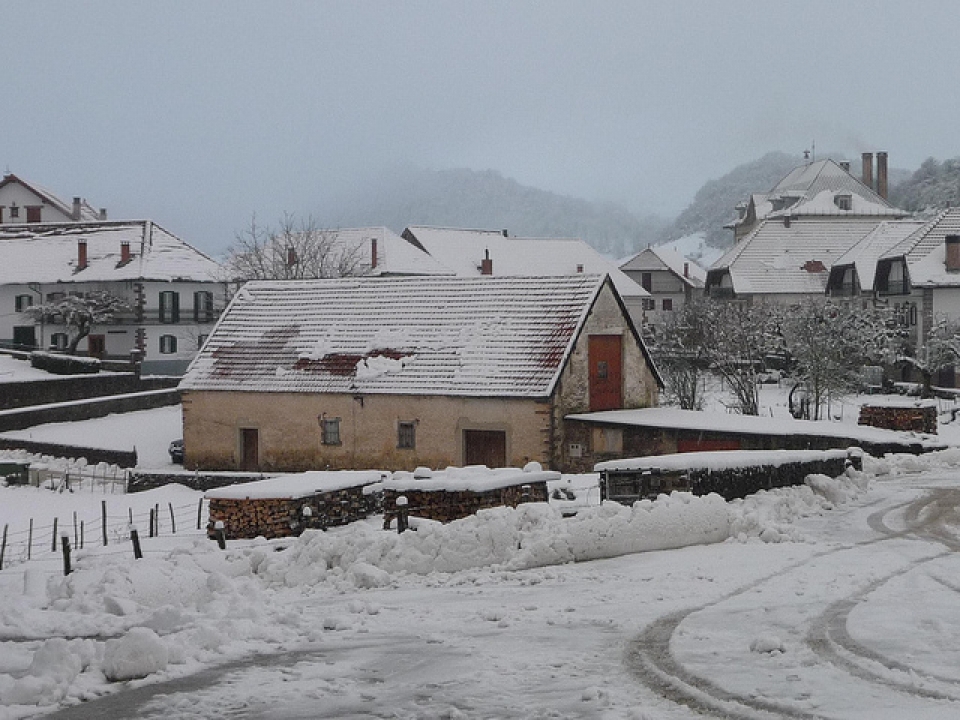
863;446;960;477
355;354;407;379
0;638;98;706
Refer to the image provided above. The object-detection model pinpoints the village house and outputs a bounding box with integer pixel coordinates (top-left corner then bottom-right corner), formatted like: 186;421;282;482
619;245;705;326
0;173;105;225
178;274;661;473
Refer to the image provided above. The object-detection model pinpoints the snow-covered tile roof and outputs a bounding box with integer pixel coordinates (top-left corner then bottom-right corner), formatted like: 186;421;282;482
709;218;885;295
567;407;944;448
180;274;608;397
620;245;706;287
326;227;453;276
0;220;223;284
0;173;102;221
831;220;926;290
879;207;960;287
402;226;648;298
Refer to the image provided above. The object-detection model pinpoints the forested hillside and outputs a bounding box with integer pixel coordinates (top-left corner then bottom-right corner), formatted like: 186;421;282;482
889;157;960;215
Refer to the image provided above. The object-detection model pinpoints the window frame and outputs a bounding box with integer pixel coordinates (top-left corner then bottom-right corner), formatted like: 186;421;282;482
397;421;416;450
193;290;214;322
321;417;342;446
159;334;178;354
15;294;33;312
50;333;68;351
159;290;180;323
662;298;674;311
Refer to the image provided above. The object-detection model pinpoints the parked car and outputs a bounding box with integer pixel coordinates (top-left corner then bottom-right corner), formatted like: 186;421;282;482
169;439;184;464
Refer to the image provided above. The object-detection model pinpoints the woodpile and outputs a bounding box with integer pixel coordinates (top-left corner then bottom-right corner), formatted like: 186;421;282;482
858;404;937;434
207;485;373;540
382;480;549;528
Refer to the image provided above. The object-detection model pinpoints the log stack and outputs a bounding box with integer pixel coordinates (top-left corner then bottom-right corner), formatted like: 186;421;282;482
858;404;937;434
382;479;549;528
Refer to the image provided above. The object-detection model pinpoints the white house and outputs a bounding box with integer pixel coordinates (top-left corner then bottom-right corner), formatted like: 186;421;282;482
619;245;705;325
0;173;105;225
0;220;228;374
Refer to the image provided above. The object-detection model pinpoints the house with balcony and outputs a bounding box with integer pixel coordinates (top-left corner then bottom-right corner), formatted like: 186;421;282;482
0;220;227;374
619;245;705;326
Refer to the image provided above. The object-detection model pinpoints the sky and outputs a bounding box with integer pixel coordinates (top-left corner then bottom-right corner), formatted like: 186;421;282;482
3;0;959;257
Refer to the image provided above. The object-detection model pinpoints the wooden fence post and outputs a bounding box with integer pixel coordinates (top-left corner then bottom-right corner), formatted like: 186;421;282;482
197;498;203;530
27;519;33;560
148;508;155;538
61;535;71;576
0;524;7;571
51;517;58;552
214;521;226;550
130;527;143;560
168;503;176;534
80;520;85;549
101;501;108;546
73;511;78;548
396;495;408;534
154;504;160;535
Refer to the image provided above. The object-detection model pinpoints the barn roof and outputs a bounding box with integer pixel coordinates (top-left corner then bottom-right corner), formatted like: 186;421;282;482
180;274;614;397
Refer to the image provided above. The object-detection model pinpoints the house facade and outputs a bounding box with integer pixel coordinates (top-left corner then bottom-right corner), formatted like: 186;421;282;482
619;245;705;326
0;173;105;225
0;220;228;374
178;275;661;473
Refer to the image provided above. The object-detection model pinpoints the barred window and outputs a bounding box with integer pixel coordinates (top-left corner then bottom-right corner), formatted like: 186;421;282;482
398;421;416;449
322;418;341;446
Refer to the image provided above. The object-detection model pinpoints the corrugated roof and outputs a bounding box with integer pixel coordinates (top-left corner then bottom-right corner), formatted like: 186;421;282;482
710;218;883;295
401;226;648;297
180;274;607;397
0;220;222;283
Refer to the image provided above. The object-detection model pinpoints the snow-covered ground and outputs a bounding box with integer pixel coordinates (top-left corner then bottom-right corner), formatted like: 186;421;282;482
3;368;960;717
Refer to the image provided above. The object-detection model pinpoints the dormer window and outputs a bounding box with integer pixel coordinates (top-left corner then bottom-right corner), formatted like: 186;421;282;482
834;194;852;211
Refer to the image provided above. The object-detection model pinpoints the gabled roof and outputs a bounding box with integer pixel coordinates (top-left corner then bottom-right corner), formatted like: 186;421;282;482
829;220;925;290
400;226;648;298
0;173;102;221
708;218;884;296
619;245;706;288
324;227;452;276
880;207;960;288
0;220;222;284
180;274;614;397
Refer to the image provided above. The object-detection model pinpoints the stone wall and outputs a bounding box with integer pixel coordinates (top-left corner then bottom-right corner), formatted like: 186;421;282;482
0;374;179;410
0;438;136;467
0;389;180;432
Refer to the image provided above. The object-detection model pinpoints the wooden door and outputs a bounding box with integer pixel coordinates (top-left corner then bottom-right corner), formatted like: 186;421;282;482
88;334;106;358
241;428;259;470
463;429;506;468
588;335;623;411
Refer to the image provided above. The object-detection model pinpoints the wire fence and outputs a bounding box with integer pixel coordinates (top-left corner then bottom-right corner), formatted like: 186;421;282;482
0;497;211;573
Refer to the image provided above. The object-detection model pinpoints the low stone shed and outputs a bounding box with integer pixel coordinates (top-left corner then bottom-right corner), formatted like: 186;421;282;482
381;465;557;527
596;448;862;504
205;470;387;540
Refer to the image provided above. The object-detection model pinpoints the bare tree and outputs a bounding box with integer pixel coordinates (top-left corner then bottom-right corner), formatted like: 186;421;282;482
900;315;960;396
645;300;711;410
225;214;368;281
26;291;131;355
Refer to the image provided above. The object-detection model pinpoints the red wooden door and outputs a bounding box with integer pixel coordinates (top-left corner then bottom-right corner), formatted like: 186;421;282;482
463;430;506;468
589;335;623;411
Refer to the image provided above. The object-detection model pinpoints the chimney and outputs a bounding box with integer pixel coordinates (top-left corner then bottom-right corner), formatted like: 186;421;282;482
684;262;690;278
839;161;850;173
862;152;874;191
480;248;493;275
286;246;297;267
99;208;107;220
784;216;791;228
877;151;889;199
946;235;960;271
501;229;508;237
72;197;82;220
77;240;88;270
120;241;131;264
370;237;378;269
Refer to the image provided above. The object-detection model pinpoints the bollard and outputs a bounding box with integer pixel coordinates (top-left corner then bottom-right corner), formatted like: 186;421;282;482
130;525;143;560
61;534;72;576
396;495;409;534
214;520;226;550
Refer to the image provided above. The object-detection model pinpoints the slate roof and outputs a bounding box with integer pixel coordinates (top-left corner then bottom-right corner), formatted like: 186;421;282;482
829;220;926;290
400;226;648;298
619;245;706;288
708;218;885;296
180;274;613;397
880;207;960;287
0;220;223;284
0;173;102;221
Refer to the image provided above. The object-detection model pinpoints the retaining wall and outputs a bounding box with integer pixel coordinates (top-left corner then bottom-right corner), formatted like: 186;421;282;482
0;374;179;411
0;389;180;433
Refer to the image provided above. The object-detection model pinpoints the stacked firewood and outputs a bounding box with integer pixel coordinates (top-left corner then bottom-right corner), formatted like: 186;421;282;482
382;480;549;528
858;405;937;434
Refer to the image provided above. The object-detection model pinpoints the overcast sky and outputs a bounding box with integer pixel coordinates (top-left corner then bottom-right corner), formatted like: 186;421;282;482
3;1;957;255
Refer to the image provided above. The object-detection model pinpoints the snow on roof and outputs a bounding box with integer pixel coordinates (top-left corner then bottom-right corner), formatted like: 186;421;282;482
180;274;608;397
878;207;960;288
709;218;885;295
0;173;102;221
595;448;852;473
566;407;944;448
0;220;223;284
205;470;387;500
401;226;648;298
620;245;706;287
323;227;453;276
830;220;926;290
768;159;897;211
385;464;560;493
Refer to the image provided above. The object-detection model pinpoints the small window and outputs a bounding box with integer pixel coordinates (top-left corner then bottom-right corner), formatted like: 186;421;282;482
641;298;655;311
597;360;609;379
159;290;180;323
26;206;41;223
640;272;652;292
193;290;214;322
197;334;208;350
662;298;673;311
50;333;68;350
834;194;852;211
9;205;19;219
321;418;341;446
159;334;178;354
398;421;416;450
15;294;33;312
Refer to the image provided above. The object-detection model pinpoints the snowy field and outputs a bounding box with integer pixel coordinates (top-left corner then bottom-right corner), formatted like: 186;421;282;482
2;368;960;717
